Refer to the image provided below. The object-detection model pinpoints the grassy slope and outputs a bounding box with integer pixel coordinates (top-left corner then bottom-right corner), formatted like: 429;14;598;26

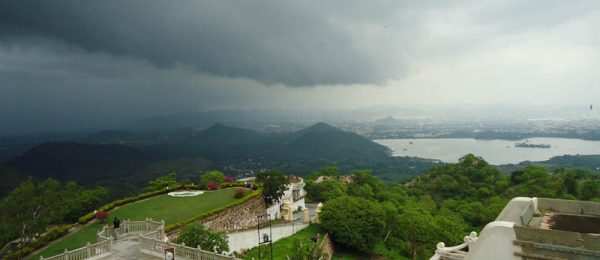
242;224;320;260
32;188;242;259
242;224;369;260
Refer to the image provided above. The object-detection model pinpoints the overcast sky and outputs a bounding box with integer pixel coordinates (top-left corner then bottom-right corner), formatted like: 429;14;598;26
1;0;600;134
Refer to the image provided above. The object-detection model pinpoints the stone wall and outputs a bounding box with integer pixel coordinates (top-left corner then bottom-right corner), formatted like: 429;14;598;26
538;198;600;215
514;225;600;259
318;233;334;260
202;195;267;232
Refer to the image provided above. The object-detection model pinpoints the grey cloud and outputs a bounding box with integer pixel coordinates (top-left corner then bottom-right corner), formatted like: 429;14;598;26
0;0;407;86
471;1;599;32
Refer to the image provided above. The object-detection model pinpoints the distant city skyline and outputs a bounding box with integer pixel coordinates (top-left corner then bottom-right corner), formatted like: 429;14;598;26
2;1;600;134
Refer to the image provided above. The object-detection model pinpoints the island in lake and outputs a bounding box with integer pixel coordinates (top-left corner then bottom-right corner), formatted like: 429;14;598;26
515;142;551;149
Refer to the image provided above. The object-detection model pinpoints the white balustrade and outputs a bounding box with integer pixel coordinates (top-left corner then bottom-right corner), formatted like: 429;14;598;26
41;239;112;260
42;218;239;260
139;235;237;260
430;231;478;260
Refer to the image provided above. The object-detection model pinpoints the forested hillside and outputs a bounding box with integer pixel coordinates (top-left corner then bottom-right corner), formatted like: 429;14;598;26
307;155;600;259
500;154;600;173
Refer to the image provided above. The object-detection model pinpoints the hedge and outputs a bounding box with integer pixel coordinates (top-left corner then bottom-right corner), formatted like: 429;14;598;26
164;188;263;233
219;181;248;189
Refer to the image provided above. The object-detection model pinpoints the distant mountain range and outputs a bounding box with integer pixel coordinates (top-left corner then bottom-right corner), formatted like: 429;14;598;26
6;122;599;198
4;123;436;197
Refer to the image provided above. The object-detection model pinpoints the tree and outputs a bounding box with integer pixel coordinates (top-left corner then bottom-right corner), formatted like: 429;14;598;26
146;173;179;192
201;171;225;188
174;223;229;253
0;178;107;258
305;179;346;202
352;170;383;194
563;173;578;197
432;213;468;253
347;183;374;199
320;196;385;253
510;170;525;185
320;166;340;177
307;166;340;181
396;206;436;259
256;170;289;205
581;180;600;200
0;178;61;258
53;181;108;223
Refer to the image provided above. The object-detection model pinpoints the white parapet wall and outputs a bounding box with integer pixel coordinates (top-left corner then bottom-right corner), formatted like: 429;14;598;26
464;221;519;260
431;197;538;260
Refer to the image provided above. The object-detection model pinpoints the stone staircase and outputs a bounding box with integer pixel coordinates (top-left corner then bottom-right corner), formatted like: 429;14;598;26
96;237;160;260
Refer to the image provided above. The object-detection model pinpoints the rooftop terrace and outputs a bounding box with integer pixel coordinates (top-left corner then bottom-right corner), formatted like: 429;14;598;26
431;197;600;260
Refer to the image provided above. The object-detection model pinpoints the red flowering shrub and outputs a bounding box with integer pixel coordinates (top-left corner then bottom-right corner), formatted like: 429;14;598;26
207;182;218;190
96;211;108;223
224;176;234;183
234;188;246;198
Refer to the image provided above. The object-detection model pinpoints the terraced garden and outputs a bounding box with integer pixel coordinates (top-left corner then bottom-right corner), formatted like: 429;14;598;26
32;188;245;259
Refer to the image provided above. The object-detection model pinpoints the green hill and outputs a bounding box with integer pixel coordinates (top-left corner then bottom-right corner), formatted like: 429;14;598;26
7;142;152;183
282;122;389;159
6;123;436;197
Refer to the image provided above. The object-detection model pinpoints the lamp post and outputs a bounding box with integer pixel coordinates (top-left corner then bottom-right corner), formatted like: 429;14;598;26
257;213;273;260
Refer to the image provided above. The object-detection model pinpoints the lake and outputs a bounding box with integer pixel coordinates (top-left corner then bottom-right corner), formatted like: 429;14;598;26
374;137;600;165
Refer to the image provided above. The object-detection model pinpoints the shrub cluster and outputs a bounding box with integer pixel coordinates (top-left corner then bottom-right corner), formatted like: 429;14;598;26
219;181;247;189
182;183;201;190
207;182;218;190
234;188;246;198
95;211;109;222
4;225;71;260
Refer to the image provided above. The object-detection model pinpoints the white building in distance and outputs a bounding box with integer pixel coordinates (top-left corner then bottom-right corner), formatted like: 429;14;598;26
267;175;307;220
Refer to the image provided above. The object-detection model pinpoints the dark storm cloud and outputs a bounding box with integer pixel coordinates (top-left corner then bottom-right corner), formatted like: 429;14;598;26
0;0;404;86
2;0;600;135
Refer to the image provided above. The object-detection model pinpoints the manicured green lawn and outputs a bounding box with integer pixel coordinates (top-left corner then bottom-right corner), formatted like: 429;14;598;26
32;188;243;259
242;224;322;260
242;224;377;260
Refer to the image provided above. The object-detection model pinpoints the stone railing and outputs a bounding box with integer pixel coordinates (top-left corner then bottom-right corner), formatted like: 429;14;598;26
115;218;165;237
40;239;112;260
41;218;240;260
317;233;334;260
430;231;478;260
40;218;165;260
96;225;114;242
139;236;238;260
